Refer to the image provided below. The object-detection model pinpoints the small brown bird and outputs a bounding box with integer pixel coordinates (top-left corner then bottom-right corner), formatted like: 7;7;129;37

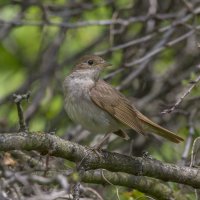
63;55;184;148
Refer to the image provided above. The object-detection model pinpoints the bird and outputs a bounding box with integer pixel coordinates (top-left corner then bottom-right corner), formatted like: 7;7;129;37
63;55;184;148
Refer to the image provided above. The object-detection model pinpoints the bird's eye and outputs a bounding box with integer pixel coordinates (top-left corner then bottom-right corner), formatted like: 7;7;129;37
87;60;94;65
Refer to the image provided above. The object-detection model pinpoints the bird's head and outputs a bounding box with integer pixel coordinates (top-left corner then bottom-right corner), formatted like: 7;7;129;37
75;55;111;70
72;55;111;80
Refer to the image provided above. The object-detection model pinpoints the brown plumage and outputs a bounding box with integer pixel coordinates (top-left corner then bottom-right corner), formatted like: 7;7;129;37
90;80;183;143
63;55;184;145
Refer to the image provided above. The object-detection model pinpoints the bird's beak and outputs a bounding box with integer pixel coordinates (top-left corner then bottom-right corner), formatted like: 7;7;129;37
102;62;112;68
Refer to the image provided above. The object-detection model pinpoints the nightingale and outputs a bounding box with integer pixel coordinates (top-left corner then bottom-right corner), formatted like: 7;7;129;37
63;55;184;147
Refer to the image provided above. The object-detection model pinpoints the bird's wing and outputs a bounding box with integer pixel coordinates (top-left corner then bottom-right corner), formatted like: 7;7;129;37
90;80;184;143
89;80;145;135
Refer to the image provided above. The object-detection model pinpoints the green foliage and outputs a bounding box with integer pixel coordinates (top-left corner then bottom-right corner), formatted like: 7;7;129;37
0;4;20;20
0;43;21;70
0;66;25;96
154;48;175;74
11;26;41;61
25;6;41;21
42;94;63;118
114;0;134;9
155;142;183;162
29;116;45;131
121;190;147;200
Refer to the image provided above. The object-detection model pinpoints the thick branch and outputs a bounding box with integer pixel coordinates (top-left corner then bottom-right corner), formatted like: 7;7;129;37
0;132;199;188
81;170;186;200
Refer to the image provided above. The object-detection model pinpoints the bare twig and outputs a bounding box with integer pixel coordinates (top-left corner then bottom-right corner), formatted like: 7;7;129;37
162;74;200;114
181;109;197;166
73;182;80;200
13;92;30;132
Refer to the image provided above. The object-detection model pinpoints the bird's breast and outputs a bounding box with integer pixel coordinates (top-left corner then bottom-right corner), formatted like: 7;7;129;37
63;76;119;133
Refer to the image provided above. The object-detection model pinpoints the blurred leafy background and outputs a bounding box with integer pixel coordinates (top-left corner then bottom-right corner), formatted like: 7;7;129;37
0;0;200;199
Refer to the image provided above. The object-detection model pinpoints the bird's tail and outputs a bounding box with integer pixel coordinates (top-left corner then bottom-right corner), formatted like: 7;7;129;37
146;122;184;143
138;112;184;143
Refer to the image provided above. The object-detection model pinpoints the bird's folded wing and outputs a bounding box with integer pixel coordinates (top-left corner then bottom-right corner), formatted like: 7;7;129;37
90;81;184;143
89;80;145;135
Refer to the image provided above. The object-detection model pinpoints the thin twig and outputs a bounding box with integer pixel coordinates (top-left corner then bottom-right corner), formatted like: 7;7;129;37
13;92;30;132
162;74;200;114
73;182;80;200
181;109;197;166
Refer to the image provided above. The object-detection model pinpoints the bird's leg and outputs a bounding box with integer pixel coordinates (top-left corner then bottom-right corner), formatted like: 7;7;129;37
78;133;111;165
92;132;112;150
